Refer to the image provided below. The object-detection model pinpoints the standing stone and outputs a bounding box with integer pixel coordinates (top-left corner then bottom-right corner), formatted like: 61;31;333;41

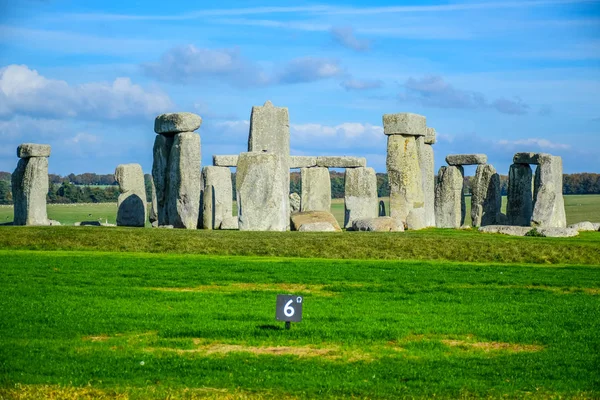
379;200;386;217
237;152;287;231
344;167;377;229
290;192;301;213
248;101;290;229
507;164;533;226
149;180;158;227
471;164;502;227
301;167;331;212
434;166;465;228
416;136;435;227
202;166;233;230
167;132;201;229
152;134;174;226
532;156;566;228
115;163;146;227
386;134;424;225
12;153;49;226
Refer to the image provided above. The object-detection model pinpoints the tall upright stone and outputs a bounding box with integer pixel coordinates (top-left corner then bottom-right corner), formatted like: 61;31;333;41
532;155;566;228
471;164;502;227
434;165;465;228
12;144;50;226
248;101;290;229
507;163;533;226
149;180;158;226
301;167;331;212
384;113;426;228
167;132;201;229
152;112;202;229
115;163;146;227
237;152;287;231
202;166;233;230
344;167;378;229
416;135;435;227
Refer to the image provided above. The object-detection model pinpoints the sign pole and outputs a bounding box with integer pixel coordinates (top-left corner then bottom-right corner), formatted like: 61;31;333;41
285;321;291;330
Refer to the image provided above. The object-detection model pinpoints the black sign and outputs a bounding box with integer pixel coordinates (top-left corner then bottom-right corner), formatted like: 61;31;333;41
276;294;303;322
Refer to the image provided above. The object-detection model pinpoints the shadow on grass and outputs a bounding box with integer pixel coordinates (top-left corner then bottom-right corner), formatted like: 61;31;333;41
257;324;283;331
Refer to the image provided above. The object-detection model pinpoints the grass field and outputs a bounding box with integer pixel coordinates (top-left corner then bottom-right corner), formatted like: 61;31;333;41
0;196;599;399
1;194;599;227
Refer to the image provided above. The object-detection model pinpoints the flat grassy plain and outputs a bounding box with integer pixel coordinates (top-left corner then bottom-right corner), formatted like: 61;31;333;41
0;196;599;399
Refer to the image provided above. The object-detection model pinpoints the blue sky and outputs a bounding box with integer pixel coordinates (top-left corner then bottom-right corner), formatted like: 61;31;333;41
0;0;598;175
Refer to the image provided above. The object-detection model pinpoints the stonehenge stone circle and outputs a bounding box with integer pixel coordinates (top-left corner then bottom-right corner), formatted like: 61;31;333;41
445;154;488;166
152;112;202;229
434;165;465;228
248;101;290;229
471;164;502;227
301;167;331;212
384;113;427;228
507;163;533;226
155;112;202;134
12;143;51;226
416;135;435;227
352;217;403;232
237;152;287;231
202;166;233;230
344;167;378;229
532;155;566;228
114;163;146;227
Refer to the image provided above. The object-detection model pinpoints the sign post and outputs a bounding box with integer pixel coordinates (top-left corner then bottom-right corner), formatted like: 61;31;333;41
276;294;303;330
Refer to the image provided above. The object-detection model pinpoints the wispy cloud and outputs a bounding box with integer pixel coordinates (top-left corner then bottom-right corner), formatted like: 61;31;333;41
341;79;383;91
330;26;371;51
275;57;342;84
398;75;531;115
498;138;571;150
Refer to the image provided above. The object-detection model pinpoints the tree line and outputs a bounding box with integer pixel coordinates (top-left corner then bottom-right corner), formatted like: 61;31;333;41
0;171;599;205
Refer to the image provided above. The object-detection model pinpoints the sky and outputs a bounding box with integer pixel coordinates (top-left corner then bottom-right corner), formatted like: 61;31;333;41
0;0;599;176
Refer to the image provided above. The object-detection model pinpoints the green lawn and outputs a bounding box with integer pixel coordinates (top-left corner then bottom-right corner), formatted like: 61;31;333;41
0;250;599;399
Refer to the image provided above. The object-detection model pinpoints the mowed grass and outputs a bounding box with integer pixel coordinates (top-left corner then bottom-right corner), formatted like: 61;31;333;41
0;250;599;399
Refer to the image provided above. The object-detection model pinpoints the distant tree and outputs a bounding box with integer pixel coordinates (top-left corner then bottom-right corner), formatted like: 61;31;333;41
0;180;12;204
0;171;11;182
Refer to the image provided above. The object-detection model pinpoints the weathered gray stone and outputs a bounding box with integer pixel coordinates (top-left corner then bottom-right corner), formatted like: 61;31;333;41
152;134;174;226
513;152;552;165
532;156;566;228
507;164;533;226
220;216;239;230
351;217;403;232
568;221;596;232
416;136;435;227
316;156;366;168
290;211;341;231
387;134;424;225
115;163;146;227
155;112;202;134
290;192;301;213
537;227;578;238
344;167;378;229
12;157;49;226
237;152;287;231
424;127;437;145
298;222;337;232
301;167;331;212
17;143;51;158
434;165;465;228
406;208;427;230
202;166;233;230
479;225;532;236
382;113;426;136
213;155;239;167
167;132;201;229
248;101;290;229
446;154;487;166
290;156;317;169
471;164;502;227
593;223;600;231
149;180;158;225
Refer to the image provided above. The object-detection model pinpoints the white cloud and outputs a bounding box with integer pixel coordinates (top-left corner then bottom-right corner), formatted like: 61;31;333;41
341;79;383;91
275;57;342;84
330;26;371;51
291;122;384;152
497;138;571;150
0;64;173;120
65;132;99;145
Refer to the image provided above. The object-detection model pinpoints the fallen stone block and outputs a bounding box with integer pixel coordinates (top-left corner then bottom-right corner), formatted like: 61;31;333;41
298;222;337;232
567;221;596;232
291;211;341;231
351;217;403;232
536;227;579;238
479;225;532;236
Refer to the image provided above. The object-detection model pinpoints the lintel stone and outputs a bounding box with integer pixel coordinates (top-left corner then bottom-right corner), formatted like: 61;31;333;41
290;156;317;169
513;152;552;165
382;113;426;136
446;154;487;166
213;155;239;167
316;156;366;168
155;112;202;134
17;143;51;158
